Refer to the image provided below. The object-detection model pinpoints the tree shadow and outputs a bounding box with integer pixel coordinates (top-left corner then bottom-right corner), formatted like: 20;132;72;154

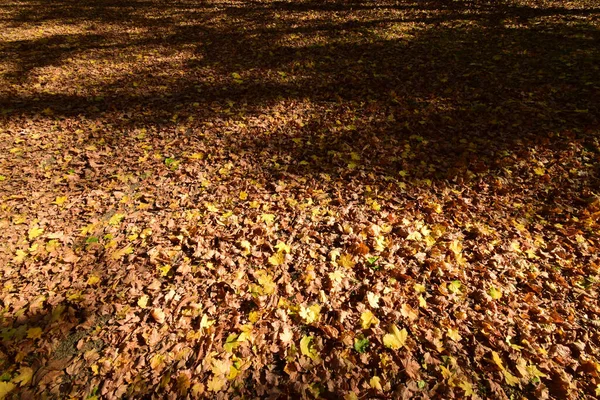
1;0;598;187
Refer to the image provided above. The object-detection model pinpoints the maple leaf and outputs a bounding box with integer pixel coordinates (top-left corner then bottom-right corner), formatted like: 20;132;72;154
447;327;462;342
12;367;33;387
354;337;369;353
299;304;321;324
0;382;15;399
280;327;293;344
86;275;101;286
261;214;275;224
207;376;226;392
369;376;382;390
108;213;125;226
28;226;44;240
275;242;291;253
13;249;27;264
268;251;285;266
367;292;380;308
383;325;407;350
53;196;67;206
488;286;502;300
27;327;43;339
338;254;355;268
224;333;241;353
448;280;462;294
360;310;379;329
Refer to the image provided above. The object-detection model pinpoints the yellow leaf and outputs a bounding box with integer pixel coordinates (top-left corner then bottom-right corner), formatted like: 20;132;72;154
268;251;285;266
261;214;275;224
299;304;321;324
239;240;252;255
28;226;44;240
150;354;165;371
12;367;33;387
200;314;214;329
108;213;125;226
231;72;242;80
239;191;248;200
53;196;67;206
491;351;504;370
0;382;15;399
440;365;453;379
534;167;545;176
138;295;149;308
189;152;204;160
447;327;462;342
488;286;502;300
449;239;462;255
27;327;43;339
406;231;422;241
86;275;101;286
502;370;520;386
300;335;320;362
13;249;27;264
255;271;276;295
338;254;355;269
205;203;219;213
207;375;227;392
458;379;474;396
371;200;381;211
383;325;407;350
111;245;133;260
223;333;241;353
360;310;379;329
369;376;382;391
275;242;291;253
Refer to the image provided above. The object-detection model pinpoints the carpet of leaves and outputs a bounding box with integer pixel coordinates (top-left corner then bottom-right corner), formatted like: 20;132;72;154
1;0;600;398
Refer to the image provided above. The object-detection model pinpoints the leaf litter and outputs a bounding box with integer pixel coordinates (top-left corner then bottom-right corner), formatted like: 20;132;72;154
0;0;599;398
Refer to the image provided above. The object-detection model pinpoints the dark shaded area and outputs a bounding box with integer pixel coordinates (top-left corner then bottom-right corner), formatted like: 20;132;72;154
2;0;599;195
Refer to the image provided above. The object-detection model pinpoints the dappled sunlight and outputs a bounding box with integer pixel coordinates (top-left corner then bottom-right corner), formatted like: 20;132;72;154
1;0;599;398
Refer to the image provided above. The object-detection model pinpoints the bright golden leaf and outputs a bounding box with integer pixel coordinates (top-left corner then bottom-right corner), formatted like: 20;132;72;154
28;226;44;240
383;325;407;350
360;310;379;329
338;254;355;269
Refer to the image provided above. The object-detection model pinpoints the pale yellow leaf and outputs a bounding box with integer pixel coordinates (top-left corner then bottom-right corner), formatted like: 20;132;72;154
138;295;149;308
383;325;407;350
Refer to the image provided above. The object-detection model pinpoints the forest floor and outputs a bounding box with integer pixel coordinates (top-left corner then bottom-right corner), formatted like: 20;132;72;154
1;0;599;398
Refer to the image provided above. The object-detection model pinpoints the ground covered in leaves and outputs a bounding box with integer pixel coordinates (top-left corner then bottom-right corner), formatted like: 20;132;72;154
1;0;599;398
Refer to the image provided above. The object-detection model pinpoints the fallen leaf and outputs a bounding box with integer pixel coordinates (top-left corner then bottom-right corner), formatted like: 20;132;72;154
151;308;166;324
383;325;407;350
